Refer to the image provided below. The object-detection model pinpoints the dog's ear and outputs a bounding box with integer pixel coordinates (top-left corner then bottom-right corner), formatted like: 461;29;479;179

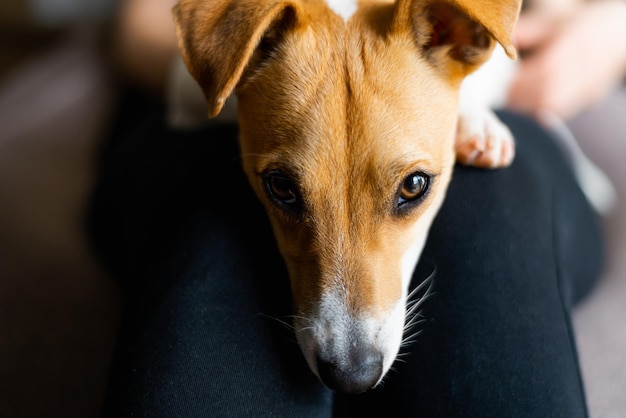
173;0;300;117
393;0;522;79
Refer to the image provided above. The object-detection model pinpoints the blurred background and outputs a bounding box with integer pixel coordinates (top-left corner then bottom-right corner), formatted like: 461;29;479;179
0;0;624;417
0;1;119;417
0;0;173;416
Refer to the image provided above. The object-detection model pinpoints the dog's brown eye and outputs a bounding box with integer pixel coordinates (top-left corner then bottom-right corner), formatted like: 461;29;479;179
398;172;429;207
263;170;301;211
268;176;297;203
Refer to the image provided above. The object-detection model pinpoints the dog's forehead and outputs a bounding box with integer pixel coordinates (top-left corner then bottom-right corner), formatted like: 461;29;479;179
237;0;458;193
240;10;456;138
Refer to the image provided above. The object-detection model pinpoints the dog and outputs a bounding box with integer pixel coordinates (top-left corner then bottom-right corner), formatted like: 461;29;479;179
172;0;523;394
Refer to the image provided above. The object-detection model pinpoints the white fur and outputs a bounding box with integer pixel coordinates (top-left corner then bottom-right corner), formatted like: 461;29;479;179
325;0;357;21
401;226;429;291
295;282;406;386
460;44;516;110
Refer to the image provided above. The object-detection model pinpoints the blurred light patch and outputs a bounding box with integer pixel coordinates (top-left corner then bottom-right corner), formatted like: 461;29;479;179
29;0;117;25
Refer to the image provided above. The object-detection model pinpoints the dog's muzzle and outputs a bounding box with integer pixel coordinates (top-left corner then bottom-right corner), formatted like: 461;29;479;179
295;280;410;394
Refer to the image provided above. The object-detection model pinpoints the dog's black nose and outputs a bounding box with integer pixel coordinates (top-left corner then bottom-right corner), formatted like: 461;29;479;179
316;348;383;394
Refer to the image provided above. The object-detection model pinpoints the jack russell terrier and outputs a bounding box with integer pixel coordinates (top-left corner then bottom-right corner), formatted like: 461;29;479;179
171;0;613;394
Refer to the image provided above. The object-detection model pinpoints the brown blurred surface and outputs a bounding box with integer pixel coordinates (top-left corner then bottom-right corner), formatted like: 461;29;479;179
0;29;121;418
570;89;626;418
0;2;67;80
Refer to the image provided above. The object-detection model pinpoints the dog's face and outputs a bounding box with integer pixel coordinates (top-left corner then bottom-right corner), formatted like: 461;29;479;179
237;14;458;392
174;0;520;394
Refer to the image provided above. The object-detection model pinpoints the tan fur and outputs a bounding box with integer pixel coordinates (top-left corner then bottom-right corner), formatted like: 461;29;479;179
174;0;521;394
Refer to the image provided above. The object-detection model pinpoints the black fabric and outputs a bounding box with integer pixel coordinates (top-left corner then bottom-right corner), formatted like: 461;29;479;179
89;103;603;417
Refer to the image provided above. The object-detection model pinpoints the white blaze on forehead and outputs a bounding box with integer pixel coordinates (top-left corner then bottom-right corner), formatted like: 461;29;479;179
325;0;357;21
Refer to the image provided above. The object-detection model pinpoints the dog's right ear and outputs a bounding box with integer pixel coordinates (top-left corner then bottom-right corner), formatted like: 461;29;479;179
173;0;300;117
393;0;521;81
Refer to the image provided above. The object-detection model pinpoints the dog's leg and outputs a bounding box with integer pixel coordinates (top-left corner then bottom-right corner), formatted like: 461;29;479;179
455;106;515;168
455;45;516;169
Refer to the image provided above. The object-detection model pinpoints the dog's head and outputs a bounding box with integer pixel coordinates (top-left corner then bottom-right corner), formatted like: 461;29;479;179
174;0;520;394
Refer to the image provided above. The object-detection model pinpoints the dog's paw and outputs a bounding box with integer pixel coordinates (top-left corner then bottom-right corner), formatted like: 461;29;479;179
455;109;515;168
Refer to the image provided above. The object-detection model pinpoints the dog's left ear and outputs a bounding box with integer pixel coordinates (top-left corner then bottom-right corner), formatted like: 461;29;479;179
393;0;522;79
173;0;300;117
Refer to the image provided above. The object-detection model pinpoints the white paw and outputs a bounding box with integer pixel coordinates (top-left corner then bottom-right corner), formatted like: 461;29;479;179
455;109;515;169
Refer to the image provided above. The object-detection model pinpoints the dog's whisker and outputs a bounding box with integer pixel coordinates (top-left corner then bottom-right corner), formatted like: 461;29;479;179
257;312;295;331
399;324;426;351
404;317;427;332
405;271;436;316
269;314;318;336
258;313;317;331
404;320;426;334
404;309;428;329
400;336;423;350
405;297;428;316
406;276;432;301
404;300;430;328
287;315;314;324
380;365;401;385
396;269;437;360
407;266;437;295
295;326;316;334
406;298;429;315
401;336;419;347
256;313;305;344
373;373;391;389
402;329;424;343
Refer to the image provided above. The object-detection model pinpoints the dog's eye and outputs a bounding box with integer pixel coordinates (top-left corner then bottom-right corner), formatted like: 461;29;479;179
263;170;301;211
398;172;429;207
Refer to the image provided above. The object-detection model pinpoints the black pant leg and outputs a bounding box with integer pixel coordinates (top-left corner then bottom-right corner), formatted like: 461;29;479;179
92;106;602;417
90;108;333;417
